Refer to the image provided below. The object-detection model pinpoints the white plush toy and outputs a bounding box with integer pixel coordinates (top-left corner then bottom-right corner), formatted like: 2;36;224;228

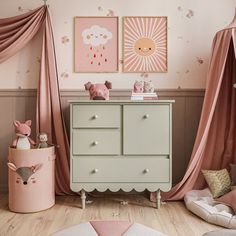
144;80;155;93
37;132;49;148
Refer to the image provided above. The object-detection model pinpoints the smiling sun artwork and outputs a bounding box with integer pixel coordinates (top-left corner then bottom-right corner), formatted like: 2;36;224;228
123;17;167;73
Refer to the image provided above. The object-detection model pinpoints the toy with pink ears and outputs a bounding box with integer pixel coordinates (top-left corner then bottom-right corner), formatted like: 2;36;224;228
84;81;112;100
133;80;155;93
12;120;36;149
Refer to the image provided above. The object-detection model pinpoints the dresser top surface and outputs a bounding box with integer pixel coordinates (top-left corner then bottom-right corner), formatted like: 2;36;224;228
69;100;175;104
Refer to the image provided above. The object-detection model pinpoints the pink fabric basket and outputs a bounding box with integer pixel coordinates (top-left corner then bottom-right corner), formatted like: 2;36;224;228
8;146;55;213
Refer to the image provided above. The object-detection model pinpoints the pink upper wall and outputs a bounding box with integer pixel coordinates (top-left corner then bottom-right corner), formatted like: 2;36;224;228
0;0;235;89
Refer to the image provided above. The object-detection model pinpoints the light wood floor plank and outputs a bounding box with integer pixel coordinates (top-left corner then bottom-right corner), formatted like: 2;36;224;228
0;194;223;236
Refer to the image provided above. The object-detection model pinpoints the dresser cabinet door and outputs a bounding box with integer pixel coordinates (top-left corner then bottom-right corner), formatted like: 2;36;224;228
123;105;170;155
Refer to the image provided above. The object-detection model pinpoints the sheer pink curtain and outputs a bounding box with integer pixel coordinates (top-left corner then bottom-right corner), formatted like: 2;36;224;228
0;6;72;195
151;23;236;201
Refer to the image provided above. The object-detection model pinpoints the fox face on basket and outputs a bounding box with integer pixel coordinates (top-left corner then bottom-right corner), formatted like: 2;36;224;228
7;162;42;185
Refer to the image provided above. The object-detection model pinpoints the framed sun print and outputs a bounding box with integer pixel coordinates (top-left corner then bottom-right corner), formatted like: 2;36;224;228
123;16;167;73
74;17;118;72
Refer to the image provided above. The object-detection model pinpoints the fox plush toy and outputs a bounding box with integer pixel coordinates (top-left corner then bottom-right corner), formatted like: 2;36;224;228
12;120;36;149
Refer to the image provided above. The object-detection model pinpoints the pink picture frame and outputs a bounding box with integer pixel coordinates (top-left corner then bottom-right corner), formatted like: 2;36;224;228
123;16;168;73
74;17;118;73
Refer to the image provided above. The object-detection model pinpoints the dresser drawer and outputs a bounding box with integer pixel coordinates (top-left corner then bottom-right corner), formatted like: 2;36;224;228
72;129;120;155
72;105;120;128
123;105;170;155
72;157;170;183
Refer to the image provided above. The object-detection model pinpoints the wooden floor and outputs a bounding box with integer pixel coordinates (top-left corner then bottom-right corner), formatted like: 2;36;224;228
0;193;222;236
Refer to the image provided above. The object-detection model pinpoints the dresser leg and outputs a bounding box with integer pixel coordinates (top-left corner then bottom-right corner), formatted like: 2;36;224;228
81;190;86;209
156;189;161;209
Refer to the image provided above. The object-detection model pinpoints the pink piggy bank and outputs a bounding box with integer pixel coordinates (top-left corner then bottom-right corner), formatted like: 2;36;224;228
84;81;112;100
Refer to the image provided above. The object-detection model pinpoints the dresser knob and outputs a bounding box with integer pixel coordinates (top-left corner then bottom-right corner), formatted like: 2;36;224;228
92;168;99;173
93;141;99;146
143;114;150;119
92;114;99;119
143;168;150;173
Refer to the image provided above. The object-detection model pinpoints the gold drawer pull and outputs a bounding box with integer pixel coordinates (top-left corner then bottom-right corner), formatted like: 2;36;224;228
143;114;150;119
92;168;99;173
92;114;99;119
143;168;150;174
93;141;99;146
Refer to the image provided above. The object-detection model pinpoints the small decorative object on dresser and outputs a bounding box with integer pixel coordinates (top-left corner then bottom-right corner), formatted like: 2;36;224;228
131;80;157;100
133;80;144;93
12;120;36;149
131;92;158;100
84;81;112;100
144;80;155;93
70;100;174;209
37;132;49;148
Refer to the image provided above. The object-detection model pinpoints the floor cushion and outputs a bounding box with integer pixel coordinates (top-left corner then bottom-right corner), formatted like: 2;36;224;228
184;188;236;228
52;221;165;236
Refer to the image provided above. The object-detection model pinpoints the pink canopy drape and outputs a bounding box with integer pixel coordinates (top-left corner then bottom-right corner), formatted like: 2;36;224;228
0;6;72;195
151;12;236;201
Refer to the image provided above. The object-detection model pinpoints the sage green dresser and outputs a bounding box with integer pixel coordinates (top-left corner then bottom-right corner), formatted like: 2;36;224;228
70;100;174;209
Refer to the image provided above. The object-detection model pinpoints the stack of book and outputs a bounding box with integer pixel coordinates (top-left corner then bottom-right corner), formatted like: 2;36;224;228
131;92;158;100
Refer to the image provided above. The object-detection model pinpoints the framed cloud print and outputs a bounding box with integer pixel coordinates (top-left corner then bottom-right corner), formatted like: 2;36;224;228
74;17;118;72
123;16;167;73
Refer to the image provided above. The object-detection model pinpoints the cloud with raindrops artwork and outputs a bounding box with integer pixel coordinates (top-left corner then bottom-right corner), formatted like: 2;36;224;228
74;17;118;72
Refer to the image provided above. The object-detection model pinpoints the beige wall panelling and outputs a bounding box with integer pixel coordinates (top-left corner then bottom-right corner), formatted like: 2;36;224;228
158;90;204;184
60;96;71;140
12;97;36;136
0;89;204;193
169;97;186;184
25;96;37;139
185;96;204;166
0;97;13;192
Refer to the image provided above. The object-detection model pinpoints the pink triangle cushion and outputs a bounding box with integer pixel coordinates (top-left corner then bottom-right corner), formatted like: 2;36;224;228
90;221;131;236
216;189;236;213
52;221;166;236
